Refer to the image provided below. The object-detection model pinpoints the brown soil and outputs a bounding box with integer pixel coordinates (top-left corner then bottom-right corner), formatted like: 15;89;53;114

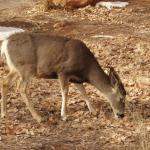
0;0;149;150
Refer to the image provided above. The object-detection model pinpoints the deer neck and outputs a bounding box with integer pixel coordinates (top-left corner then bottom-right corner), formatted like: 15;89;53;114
89;64;113;96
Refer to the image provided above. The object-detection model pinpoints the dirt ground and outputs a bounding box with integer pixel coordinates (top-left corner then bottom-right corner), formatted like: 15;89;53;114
0;0;150;150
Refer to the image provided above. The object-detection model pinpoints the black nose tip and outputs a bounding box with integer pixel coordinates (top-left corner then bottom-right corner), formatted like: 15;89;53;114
117;113;124;118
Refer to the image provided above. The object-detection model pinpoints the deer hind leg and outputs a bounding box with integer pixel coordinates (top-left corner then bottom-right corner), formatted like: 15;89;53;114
74;83;97;116
1;72;17;118
19;75;43;123
58;74;69;121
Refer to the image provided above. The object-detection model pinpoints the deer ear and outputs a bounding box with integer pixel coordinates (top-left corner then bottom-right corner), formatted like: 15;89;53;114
109;67;120;87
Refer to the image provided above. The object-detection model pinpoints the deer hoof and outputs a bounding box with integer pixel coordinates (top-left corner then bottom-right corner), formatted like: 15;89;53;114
1;112;6;118
62;115;67;121
35;115;44;123
91;110;98;116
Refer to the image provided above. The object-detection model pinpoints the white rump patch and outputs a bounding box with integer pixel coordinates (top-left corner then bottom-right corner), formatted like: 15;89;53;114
0;26;24;71
1;39;17;71
96;1;129;10
0;26;24;41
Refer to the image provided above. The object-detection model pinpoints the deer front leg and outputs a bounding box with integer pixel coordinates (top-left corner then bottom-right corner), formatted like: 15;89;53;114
1;72;16;118
19;79;43;123
58;74;69;121
74;83;97;116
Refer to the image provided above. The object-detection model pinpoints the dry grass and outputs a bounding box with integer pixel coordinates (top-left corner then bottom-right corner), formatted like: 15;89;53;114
126;104;150;150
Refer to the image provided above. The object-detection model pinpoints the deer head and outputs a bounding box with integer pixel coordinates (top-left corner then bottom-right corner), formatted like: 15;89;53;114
108;67;126;118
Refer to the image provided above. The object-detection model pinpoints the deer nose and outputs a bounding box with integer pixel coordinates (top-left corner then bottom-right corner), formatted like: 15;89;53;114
117;113;124;118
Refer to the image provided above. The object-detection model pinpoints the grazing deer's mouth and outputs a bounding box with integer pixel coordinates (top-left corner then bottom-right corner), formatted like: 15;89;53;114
115;113;125;119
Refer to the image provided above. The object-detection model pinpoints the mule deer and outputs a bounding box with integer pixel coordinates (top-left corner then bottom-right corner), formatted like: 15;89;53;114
0;32;126;122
